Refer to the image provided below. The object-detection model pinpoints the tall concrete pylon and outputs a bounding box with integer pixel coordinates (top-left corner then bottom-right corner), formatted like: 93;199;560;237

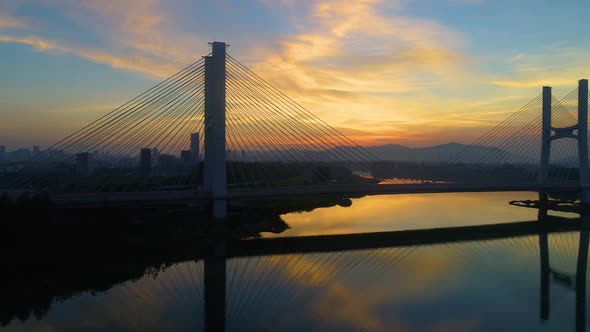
538;80;590;204
203;42;227;219
578;79;590;204
538;85;552;185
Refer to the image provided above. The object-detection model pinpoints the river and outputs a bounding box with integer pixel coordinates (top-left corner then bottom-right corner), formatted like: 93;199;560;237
2;192;586;332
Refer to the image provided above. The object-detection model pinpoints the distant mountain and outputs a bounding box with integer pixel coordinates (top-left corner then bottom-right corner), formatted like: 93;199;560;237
339;142;528;163
234;142;537;164
358;142;515;162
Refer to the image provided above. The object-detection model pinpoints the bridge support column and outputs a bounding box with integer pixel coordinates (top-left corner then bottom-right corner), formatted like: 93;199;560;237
539;86;552;186
204;241;226;332
576;230;589;332
578;79;590;208
203;56;213;193
539;232;550;321
204;42;227;219
538;192;549;220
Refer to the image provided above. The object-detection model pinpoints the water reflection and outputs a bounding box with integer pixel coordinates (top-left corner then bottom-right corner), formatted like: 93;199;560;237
2;193;590;331
5;233;587;331
275;192;573;237
3;234;590;330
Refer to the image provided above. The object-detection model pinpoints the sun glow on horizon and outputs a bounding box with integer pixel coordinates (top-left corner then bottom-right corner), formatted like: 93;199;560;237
0;1;589;149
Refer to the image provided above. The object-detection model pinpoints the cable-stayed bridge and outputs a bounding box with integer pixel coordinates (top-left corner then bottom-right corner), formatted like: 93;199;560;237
2;41;590;218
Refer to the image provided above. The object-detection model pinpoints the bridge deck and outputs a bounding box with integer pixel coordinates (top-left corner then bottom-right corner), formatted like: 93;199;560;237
42;183;580;207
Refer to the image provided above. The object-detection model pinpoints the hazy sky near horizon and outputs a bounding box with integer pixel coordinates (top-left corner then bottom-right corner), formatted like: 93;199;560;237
1;0;589;148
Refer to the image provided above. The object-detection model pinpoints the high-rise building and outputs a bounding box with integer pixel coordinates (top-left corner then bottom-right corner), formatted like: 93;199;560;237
48;149;66;162
140;148;152;174
190;133;200;164
181;150;191;164
158;154;177;171
152;148;160;167
14;148;31;161
75;152;93;177
0;145;5;161
32;145;40;156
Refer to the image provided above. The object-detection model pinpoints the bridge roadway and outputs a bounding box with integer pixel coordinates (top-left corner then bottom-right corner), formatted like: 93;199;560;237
48;182;580;207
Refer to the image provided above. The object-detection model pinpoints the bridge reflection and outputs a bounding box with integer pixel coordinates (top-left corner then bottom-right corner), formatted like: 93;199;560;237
1;207;589;331
197;214;588;332
538;229;589;331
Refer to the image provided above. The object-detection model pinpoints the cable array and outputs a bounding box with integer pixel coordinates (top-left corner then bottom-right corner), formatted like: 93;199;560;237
2;51;588;193
224;55;403;188
2;58;207;192
449;87;583;184
109;232;581;330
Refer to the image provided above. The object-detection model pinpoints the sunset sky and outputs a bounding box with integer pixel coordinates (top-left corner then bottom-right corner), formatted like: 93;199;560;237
1;0;589;148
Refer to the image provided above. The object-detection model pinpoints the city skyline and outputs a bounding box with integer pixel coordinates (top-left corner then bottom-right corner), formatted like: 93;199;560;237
1;1;589;148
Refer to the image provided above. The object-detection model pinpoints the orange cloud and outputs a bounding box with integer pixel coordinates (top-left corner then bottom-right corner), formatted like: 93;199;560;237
0;1;206;78
66;0;205;65
489;46;590;92
0;13;27;29
0;35;181;78
2;0;587;148
243;0;483;146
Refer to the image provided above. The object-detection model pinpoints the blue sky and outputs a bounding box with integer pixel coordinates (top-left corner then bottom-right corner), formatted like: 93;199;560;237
1;0;589;148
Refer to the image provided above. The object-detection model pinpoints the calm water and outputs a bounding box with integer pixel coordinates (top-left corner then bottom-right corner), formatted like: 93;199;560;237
3;192;588;332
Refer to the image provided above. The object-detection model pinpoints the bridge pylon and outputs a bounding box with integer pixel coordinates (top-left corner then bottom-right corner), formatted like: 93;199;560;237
578;80;590;205
203;41;228;219
538;80;590;205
